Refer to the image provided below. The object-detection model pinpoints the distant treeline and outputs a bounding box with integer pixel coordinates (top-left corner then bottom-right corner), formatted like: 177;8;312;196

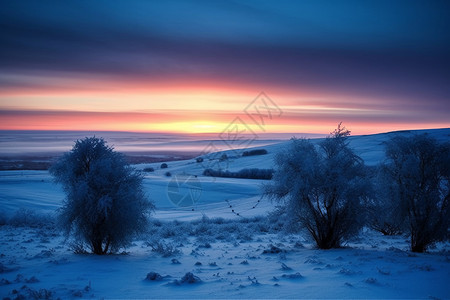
0;160;53;171
203;168;274;180
242;149;268;156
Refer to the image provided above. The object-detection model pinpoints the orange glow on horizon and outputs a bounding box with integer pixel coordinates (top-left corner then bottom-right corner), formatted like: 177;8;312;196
1;76;448;135
0;108;448;136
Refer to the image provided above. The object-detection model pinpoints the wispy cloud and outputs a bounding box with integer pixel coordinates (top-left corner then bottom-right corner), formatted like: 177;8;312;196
0;1;449;133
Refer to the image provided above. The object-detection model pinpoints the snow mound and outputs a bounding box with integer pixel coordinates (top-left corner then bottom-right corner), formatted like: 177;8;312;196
172;272;202;285
145;272;164;281
281;272;303;279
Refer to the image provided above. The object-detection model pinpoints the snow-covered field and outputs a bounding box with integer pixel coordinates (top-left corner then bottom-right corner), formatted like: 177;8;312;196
1;128;449;299
1;225;449;299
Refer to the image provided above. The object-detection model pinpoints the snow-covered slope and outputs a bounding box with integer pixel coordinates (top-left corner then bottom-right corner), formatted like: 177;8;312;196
0;128;449;220
138;128;450;176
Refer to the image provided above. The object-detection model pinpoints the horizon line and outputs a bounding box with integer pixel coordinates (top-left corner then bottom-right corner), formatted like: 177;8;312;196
0;127;449;137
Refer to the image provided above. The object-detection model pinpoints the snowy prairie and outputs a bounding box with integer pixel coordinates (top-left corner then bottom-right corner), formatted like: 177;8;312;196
0;128;449;299
1;225;449;299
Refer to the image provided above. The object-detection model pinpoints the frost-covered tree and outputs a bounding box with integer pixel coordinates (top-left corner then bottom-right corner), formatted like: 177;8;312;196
265;124;371;249
50;137;154;254
367;165;407;236
381;134;450;252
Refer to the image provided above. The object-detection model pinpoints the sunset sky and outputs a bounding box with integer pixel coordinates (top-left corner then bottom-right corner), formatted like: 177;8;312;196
0;1;449;135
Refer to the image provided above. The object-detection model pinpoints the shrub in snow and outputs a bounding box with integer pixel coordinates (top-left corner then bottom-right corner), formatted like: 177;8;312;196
173;272;202;285
145;272;163;281
262;244;285;254
165;171;172;177
13;275;39;283
8;286;53;300
146;215;282;245
196;157;204;163
72;283;91;299
265;124;371;249
143;167;154;172
160;163;168;169
180;272;201;284
247;276;260;285
50;137;154;255
149;240;181;257
160;226;177;238
379;134;450;252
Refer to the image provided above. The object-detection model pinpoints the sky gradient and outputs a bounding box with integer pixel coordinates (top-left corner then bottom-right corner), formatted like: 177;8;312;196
1;0;449;134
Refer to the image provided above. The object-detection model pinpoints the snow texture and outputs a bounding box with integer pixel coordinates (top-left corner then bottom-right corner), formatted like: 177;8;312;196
0;128;449;298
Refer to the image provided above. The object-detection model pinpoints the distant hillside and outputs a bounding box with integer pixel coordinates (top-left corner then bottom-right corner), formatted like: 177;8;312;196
140;128;450;176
